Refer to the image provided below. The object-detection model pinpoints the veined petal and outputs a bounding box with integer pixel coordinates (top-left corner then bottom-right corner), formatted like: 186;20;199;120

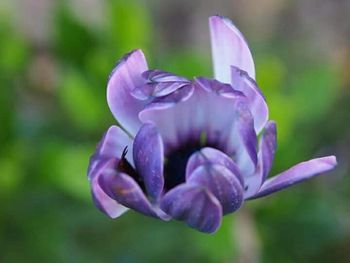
160;183;222;233
90;158;129;218
209;15;255;83
133;123;164;200
231;66;268;133
186;147;244;187
98;159;161;219
244;121;277;199
188;164;244;214
107;49;148;136
248;156;337;199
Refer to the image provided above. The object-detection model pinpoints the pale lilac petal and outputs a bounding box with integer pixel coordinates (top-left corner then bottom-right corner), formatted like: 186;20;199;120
160;183;222;233
188;164;244;214
186;147;244;186
98;159;160;218
209;15;255;83
231;66;269;133
133;123;164;199
107;49;148;136
90;158;128;218
249;156;337;199
244;121;277;199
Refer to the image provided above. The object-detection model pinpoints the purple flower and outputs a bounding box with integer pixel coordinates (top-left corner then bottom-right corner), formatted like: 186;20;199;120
87;16;337;233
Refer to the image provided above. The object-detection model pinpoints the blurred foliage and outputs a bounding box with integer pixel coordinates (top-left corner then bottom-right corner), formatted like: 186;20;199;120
0;0;348;262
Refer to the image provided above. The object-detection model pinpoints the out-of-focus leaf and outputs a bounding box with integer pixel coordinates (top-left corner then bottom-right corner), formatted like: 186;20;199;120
53;4;97;65
57;70;107;131
107;0;152;56
192;215;237;262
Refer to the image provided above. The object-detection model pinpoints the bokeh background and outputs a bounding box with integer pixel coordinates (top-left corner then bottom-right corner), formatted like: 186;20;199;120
1;0;349;262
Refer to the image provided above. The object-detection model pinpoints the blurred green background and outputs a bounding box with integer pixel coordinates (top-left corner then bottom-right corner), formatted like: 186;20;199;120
0;0;349;262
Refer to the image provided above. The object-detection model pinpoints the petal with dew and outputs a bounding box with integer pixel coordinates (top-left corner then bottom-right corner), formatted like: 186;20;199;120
107;49;148;136
231;66;268;133
248;156;337;199
209;15;255;83
160;183;222;233
244;121;277;198
133;123;164;200
186;147;244;187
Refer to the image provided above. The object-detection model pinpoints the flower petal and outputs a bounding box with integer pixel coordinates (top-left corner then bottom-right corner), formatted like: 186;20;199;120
143;69;189;83
160;183;222;233
221;99;258;176
209;15;255;83
140;78;258;173
248;156;337;199
107;49;148;136
98;159;160;218
188;164;244;214
244;121;277;198
186;147;244;187
90;158;129;218
87;126;133;218
133;123;164;200
195;77;244;98
138;84;195;151
231;66;268;133
88;125;133;180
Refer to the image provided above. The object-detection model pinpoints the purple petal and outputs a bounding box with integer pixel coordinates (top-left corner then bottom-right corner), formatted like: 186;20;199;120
140;78;257;169
188;164;244;214
87;126;133;218
88;126;133;180
186;147;244;186
142;69;189;83
131;82;189;100
249;156;337;199
160;183;222;233
231;66;268;133
141;84;194;111
98;159;160;218
90;158;128;218
138;84;195;150
209;15;255;83
221;100;257;176
133;123;164;200
195;77;244;99
107;49;148;136
244;121;277;199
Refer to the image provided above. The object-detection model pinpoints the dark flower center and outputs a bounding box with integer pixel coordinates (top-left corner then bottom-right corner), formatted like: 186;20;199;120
164;139;217;192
